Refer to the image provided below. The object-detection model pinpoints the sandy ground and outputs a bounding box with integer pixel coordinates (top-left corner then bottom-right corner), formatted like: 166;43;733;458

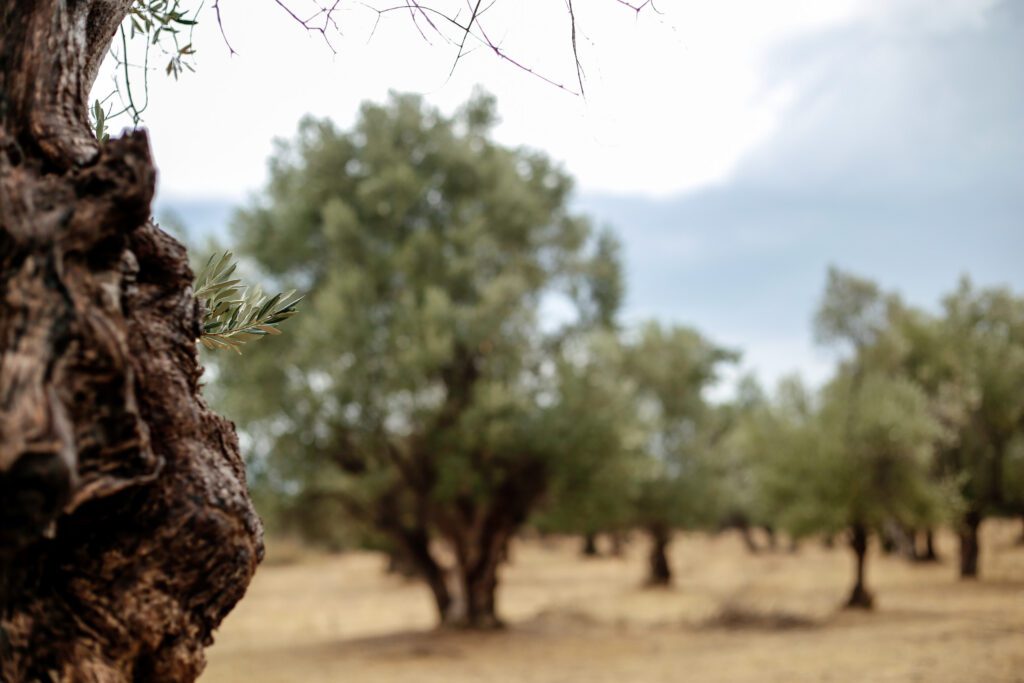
201;522;1024;683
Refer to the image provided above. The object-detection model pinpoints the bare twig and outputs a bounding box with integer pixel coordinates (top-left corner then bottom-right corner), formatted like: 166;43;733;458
213;0;238;55
565;0;585;97
272;0;343;52
219;0;656;97
614;0;658;15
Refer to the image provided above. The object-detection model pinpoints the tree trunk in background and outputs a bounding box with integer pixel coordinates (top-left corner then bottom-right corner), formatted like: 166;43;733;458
845;524;873;609
609;530;627;558
581;532;599;557
738;523;760;554
924;529;940;561
879;526;898;555
646;524;672;587
958;510;982;579
915;529;940;563
392;523;452;621
443;524;508;630
385;548;420;579
0;2;262;679
459;552;503;629
440;460;546;629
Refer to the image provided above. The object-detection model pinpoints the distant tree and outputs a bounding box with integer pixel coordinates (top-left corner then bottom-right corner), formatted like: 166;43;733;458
825;269;1024;578
214;91;630;628
714;375;782;554
619;322;737;586
531;328;643;560
936;280;1024;576
756;371;950;609
1004;438;1024;544
774;269;958;607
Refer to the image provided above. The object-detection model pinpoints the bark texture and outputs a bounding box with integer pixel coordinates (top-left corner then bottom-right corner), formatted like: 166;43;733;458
0;2;263;680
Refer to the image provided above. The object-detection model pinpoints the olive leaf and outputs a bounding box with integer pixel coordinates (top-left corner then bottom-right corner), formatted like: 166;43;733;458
194;251;302;353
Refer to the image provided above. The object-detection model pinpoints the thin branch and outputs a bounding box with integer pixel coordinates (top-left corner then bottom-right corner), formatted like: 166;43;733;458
228;0;658;97
448;0;483;81
213;0;238;55
118;25;148;124
614;0;658;15
272;0;342;53
475;19;580;95
565;0;585;97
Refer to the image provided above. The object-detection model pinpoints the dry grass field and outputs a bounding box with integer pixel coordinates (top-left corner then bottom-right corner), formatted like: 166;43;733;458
202;522;1024;683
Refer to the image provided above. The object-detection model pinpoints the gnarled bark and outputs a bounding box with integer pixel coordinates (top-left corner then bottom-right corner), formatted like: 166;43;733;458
1;2;263;680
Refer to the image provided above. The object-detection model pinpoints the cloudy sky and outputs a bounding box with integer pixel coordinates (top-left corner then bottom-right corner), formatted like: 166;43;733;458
101;0;1024;391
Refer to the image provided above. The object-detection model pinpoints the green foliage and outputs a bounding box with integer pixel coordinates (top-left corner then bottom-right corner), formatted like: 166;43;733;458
91;1;199;136
738;270;967;542
213;91;630;569
194;251;302;353
622;321;739;531
936;279;1024;511
128;0;198;80
814;266;894;350
533;332;644;537
91;100;110;143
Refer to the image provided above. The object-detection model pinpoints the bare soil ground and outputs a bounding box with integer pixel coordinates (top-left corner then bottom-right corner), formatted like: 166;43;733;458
202;521;1024;682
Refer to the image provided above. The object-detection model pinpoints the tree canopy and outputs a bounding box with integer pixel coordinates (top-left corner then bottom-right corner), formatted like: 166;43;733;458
214;90;630;627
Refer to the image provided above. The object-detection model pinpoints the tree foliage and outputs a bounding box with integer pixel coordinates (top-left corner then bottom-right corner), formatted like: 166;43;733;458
618;321;737;584
213;90;630;627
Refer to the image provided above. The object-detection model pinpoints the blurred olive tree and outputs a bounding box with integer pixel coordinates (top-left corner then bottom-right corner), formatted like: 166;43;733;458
619;321;738;586
211;90;632;629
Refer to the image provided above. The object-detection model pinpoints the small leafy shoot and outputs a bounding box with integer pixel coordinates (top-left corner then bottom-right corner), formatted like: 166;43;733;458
194;251;302;353
92;100;111;143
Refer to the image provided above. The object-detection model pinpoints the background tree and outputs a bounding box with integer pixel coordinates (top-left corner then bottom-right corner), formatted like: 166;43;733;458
531;330;641;560
213;91;631;628
618;322;737;586
752;269;959;609
820;269;1024;577
713;375;783;554
756;372;951;609
936;280;1024;577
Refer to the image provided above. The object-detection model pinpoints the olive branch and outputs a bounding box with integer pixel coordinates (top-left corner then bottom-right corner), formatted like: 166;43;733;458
194;251;302;353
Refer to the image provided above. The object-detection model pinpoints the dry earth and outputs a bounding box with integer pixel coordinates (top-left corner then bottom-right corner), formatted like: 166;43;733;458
202;522;1024;682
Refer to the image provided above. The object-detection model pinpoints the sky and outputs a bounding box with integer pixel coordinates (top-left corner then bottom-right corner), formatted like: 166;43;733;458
103;0;1024;393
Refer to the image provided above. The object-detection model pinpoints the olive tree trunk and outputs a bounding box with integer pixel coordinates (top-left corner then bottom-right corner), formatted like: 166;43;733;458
581;532;599;557
914;528;940;563
0;2;263;680
845;523;874;609
645;524;672;587
958;509;982;579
